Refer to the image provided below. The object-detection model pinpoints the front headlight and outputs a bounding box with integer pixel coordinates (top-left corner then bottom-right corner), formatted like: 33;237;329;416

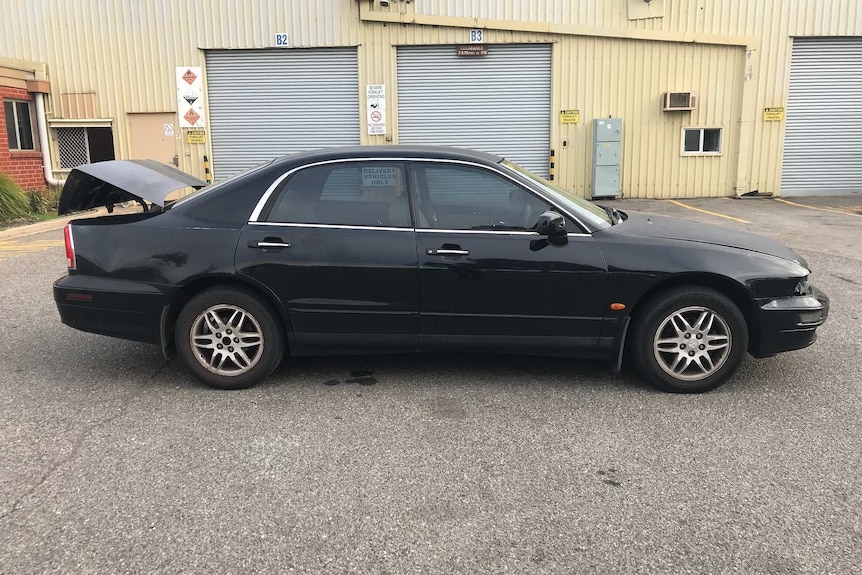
794;276;812;296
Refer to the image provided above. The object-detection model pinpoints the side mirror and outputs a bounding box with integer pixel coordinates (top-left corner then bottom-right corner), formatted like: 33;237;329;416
534;211;566;237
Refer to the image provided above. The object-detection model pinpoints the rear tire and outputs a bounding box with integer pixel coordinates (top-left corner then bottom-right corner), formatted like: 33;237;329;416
175;287;284;390
630;287;748;393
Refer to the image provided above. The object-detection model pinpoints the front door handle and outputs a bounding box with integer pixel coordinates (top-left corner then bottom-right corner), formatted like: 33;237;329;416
248;238;291;249
427;248;469;256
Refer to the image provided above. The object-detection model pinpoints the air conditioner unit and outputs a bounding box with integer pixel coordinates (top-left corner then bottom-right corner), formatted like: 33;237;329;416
662;92;696;111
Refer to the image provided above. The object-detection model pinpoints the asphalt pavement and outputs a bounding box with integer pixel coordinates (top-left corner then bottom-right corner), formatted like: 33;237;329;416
0;197;859;574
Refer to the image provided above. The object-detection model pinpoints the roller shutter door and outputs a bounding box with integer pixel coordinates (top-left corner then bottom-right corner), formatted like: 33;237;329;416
397;44;551;176
781;37;862;195
205;49;360;180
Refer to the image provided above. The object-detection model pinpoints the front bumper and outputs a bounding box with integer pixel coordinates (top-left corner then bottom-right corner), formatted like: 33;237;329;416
54;274;167;344
750;285;829;357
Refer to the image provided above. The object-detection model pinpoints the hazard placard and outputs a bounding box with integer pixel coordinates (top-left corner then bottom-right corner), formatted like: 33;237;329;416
183;109;201;126
176;66;205;128
181;68;198;85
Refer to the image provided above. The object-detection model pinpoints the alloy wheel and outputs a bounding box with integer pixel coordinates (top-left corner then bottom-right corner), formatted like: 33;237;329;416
189;304;264;376
653;305;731;381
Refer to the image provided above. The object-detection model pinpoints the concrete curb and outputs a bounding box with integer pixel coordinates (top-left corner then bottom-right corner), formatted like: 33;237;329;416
0;208;107;241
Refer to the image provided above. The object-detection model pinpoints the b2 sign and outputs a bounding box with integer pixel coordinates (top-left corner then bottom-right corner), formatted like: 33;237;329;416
274;33;289;47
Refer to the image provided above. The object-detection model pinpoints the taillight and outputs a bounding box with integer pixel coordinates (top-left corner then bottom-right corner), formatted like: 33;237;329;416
64;223;76;270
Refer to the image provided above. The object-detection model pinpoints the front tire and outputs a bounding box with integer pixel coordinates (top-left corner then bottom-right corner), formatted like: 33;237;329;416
630;287;748;393
175;287;284;390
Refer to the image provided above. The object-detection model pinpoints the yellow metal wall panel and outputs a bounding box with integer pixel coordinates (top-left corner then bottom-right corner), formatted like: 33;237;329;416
552;37;743;197
0;0;860;195
0;0;358;180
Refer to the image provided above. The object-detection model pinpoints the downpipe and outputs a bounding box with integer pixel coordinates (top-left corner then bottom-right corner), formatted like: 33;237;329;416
34;92;65;188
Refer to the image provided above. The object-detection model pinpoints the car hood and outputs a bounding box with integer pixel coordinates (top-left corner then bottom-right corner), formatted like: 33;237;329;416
58;160;207;215
611;212;807;266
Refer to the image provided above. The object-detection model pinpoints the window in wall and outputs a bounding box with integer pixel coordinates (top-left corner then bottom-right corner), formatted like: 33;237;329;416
56;126;115;169
3;100;35;151
414;164;551;231
682;128;722;155
266;162;411;228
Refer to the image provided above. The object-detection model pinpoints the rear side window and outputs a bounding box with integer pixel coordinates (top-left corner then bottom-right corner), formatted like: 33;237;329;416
265;162;411;228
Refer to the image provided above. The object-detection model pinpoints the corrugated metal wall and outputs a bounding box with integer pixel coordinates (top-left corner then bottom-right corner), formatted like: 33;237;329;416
553;38;744;197
0;0;860;196
0;0;360;183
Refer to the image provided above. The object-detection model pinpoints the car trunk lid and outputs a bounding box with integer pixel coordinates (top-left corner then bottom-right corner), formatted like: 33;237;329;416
58;160;207;215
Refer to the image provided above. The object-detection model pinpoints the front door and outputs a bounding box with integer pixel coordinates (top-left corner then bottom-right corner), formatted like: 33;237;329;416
235;160;419;354
410;161;608;352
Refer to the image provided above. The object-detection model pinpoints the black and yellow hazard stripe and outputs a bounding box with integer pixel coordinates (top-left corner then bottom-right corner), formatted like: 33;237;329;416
204;155;212;183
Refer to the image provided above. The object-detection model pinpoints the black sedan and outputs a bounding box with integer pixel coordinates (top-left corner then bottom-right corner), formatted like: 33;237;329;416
54;146;828;393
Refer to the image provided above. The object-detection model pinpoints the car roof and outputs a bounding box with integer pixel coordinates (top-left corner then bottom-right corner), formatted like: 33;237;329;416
267;145;505;169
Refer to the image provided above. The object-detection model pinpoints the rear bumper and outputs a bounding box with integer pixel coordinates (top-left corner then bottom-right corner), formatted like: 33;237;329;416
751;286;829;357
53;275;166;344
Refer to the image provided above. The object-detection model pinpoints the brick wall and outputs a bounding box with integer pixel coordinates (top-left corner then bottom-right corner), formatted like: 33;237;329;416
0;86;47;191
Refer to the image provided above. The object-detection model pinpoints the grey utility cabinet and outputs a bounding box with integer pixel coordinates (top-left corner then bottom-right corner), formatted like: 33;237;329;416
591;118;622;198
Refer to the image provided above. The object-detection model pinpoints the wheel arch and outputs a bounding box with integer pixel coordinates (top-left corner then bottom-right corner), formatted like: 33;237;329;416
160;274;294;359
625;273;759;353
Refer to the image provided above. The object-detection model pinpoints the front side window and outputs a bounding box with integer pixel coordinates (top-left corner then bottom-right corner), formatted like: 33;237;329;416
682;128;722;155
503;160;612;229
3;100;35;151
266;162;411;228
413;164;551;231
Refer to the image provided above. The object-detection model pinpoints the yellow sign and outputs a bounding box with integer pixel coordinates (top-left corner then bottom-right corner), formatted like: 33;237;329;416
560;109;580;124
186;129;206;144
763;107;784;121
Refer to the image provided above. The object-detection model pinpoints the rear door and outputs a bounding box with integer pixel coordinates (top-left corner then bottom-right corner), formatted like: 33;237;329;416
235;160;419;354
410;161;608;352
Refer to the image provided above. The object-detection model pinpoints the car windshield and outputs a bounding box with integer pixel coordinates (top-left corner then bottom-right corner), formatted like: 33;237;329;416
169;161;273;209
502;160;613;229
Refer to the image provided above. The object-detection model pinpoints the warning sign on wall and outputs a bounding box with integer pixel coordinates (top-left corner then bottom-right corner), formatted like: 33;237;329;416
186;129;207;144
560;110;580;124
366;84;386;135
763;107;784;121
177;67;205;128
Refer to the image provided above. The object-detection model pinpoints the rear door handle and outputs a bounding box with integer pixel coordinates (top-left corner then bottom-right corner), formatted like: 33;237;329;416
427;248;469;256
248;239;291;249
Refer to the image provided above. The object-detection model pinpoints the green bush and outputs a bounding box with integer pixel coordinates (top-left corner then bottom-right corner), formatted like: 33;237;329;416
0;173;31;220
26;189;51;214
45;185;62;212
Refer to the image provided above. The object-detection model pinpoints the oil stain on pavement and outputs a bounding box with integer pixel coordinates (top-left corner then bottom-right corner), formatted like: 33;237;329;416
324;369;378;387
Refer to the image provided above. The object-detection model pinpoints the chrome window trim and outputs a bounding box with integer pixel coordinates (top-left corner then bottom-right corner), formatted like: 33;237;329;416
419;228;537;236
249;222;590;237
249;221;413;233
247;157;592;232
